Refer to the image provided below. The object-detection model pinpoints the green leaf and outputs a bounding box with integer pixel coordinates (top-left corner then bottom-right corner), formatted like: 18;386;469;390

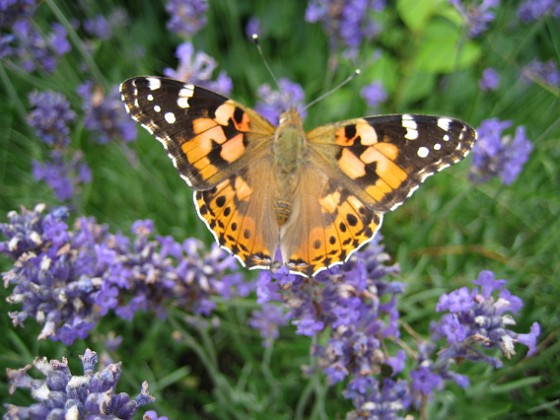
397;0;447;32
397;71;436;107
413;20;481;73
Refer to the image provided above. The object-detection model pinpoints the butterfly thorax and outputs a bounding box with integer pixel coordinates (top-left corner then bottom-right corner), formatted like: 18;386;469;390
273;108;306;225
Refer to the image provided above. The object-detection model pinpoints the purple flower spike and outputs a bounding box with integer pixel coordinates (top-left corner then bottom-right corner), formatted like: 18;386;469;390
470;118;533;185
305;0;385;55
255;78;306;125
5;349;155;419
165;0;208;38
432;270;541;364
27;90;75;147
163;41;232;95
450;0;500;38
361;81;388;108
78;81;137;143
480;67;500;91
518;0;560;22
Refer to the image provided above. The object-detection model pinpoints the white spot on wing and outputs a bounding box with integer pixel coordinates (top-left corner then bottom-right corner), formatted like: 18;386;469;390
434;143;441;150
177;97;190;109
147;94;154;101
417;146;429;158
147;77;161;91
405;128;418;140
437;118;452;131
402;114;418;140
164;112;176;124
154;105;161;112
443;134;450;142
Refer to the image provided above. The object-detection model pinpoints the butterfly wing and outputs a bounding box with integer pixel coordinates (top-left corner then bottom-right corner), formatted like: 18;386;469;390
120;76;279;268
307;114;477;211
281;114;476;276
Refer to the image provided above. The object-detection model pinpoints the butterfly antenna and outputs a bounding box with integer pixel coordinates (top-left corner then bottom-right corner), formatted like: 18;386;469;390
252;34;281;90
304;69;361;111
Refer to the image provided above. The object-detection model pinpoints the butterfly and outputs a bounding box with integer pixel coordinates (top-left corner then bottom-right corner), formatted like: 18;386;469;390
120;76;476;277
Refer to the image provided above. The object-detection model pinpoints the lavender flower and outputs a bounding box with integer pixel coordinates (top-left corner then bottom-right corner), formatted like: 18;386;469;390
360;81;388;108
4;349;155;419
163;41;232;95
518;0;560;22
7;19;70;72
522;59;560;88
433;270;541;364
165;0;208;38
248;303;287;347
470;118;533;185
77;81;137;143
32;150;92;201
450;0;499;37
1;204;248;344
27;90;75;147
255;78;306;125
305;0;385;54
0;0;37;29
479;67;500;91
245;16;260;39
83;9;128;40
83;15;112;39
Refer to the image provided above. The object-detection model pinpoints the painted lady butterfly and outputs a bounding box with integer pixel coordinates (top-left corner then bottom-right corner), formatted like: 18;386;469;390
120;77;476;277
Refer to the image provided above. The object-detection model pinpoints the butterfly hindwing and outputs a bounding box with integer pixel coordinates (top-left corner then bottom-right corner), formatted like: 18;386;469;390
120;77;275;189
307;114;477;212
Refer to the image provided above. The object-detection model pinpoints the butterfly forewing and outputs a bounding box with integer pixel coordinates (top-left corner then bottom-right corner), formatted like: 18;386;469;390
120;77;275;190
307;114;477;213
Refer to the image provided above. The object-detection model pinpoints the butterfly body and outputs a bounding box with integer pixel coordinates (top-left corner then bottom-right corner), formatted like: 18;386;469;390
120;77;476;277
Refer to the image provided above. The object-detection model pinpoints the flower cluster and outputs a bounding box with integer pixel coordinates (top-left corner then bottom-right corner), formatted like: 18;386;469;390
251;237;540;417
305;0;385;55
479;67;500;91
4;349;155;419
165;0;208;38
1;5;70;73
163;41;232;95
450;0;499;37
518;0;560;22
27;90;75;147
83;8;128;40
254;78;306;124
27;90;91;201
1;204;249;345
469;118;533;185
77;81;137;144
433;270;540;363
522;59;560;88
360;81;388;109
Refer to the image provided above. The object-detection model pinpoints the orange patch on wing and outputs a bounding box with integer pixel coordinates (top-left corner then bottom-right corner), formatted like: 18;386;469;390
360;147;407;189
234;176;253;199
192;117;217;135
319;190;341;213
373;142;399;160
220;134;246;163
182;125;227;163
355;122;378;146
193;157;219;180
214;102;236;126
335;127;355;146
233;111;251;132
338;148;366;179
308;226;327;263
366;179;393;202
